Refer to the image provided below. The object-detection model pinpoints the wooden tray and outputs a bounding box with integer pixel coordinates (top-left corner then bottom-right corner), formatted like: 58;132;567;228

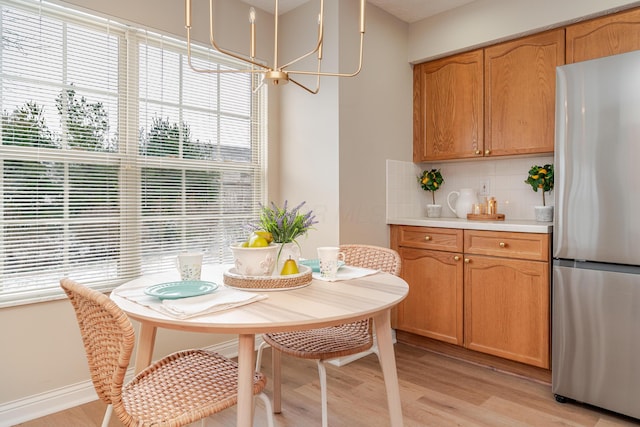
467;213;505;221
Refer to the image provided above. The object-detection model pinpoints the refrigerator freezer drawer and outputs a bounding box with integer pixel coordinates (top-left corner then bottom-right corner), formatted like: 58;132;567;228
552;263;640;420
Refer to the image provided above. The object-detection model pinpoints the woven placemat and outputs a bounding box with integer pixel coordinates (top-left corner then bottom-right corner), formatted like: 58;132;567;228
223;266;312;290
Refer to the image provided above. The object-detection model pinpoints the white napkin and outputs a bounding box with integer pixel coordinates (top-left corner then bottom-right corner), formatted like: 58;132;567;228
116;286;267;319
312;265;379;282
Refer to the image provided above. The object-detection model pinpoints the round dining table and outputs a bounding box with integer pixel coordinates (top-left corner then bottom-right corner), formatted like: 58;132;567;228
110;264;408;427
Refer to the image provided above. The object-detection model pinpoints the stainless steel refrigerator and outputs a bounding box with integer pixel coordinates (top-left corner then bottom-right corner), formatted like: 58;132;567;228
553;50;640;420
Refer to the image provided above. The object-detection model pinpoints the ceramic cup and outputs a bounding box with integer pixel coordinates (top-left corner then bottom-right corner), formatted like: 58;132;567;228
317;246;346;279
176;252;203;281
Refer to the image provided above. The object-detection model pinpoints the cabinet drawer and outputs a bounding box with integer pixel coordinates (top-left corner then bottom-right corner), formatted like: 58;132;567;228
397;226;463;252
464;230;549;261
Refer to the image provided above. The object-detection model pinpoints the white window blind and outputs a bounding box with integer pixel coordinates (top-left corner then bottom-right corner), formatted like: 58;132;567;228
0;0;266;306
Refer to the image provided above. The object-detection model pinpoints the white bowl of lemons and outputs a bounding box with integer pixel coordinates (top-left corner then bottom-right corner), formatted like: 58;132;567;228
230;232;279;276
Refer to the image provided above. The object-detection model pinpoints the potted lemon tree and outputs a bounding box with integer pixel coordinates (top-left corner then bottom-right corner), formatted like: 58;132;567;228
525;164;554;221
418;168;445;218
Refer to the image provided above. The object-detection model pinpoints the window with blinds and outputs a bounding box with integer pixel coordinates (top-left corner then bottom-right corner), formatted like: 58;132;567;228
0;0;266;306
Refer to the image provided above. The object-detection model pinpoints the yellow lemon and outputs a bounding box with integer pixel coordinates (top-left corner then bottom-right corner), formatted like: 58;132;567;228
254;230;274;243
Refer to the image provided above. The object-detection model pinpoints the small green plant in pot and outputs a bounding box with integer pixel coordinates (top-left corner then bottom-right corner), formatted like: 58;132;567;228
525;164;554;221
418;168;444;217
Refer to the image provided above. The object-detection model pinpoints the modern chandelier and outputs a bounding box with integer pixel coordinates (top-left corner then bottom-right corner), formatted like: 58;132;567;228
184;0;366;94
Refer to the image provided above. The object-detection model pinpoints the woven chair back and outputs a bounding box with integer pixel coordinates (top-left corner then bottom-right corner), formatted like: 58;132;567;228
60;278;134;406
339;244;401;276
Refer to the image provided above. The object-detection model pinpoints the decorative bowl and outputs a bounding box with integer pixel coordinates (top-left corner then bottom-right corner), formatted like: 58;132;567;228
230;243;279;276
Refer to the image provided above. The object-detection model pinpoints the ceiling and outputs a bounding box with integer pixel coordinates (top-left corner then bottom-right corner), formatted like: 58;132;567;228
242;0;477;24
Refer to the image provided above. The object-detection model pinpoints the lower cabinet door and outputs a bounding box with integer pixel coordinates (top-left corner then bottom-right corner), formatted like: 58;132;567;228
397;247;463;345
464;255;550;368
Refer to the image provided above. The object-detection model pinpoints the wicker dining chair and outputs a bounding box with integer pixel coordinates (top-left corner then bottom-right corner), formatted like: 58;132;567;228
60;278;275;427
255;244;401;427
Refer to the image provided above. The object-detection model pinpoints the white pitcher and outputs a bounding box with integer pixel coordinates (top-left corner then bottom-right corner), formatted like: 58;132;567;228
447;188;478;219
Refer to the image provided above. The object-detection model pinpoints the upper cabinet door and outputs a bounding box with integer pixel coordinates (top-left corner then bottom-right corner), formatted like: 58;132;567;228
567;8;640;64
413;49;483;162
484;30;564;157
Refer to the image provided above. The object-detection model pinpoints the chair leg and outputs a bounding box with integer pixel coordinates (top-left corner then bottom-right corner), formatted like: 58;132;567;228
101;404;113;427
317;360;328;427
256;340;270;371
256;392;276;427
272;348;282;413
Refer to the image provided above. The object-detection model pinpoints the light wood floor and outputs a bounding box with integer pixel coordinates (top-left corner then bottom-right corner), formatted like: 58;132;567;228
16;342;639;427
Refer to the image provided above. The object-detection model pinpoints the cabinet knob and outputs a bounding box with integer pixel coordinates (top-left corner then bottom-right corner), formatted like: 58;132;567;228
424;236;431;241
499;242;506;248
485;149;491;155
474;150;481;155
454;255;460;261
464;258;470;264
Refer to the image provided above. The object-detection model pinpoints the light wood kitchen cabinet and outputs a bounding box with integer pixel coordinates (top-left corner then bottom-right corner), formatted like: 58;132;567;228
463;230;550;369
391;226;464;344
484;30;563;157
391;225;551;369
413;31;562;161
413;50;483;162
566;7;640;64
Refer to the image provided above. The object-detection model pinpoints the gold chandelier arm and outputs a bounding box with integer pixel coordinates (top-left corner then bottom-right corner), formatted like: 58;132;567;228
205;0;271;71
287;55;322;94
287;32;364;78
186;30;265;74
279;32;323;72
279;0;324;71
289;76;320;94
185;0;270;74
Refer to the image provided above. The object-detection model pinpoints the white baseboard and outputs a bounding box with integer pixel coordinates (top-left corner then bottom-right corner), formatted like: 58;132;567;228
1;331;395;425
0;381;100;427
0;336;258;426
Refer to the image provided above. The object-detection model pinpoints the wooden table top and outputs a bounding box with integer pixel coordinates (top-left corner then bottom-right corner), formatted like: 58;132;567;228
111;264;408;334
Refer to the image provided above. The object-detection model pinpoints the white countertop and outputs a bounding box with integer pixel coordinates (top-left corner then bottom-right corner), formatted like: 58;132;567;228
387;217;553;233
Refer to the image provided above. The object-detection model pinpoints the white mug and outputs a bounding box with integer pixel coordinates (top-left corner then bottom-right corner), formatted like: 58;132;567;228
176;252;203;281
317;246;346;279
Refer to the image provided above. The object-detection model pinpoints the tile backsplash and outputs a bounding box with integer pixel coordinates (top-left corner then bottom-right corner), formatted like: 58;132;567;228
386;155;554;221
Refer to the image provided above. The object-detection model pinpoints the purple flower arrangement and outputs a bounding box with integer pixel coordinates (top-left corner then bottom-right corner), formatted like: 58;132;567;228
249;200;318;244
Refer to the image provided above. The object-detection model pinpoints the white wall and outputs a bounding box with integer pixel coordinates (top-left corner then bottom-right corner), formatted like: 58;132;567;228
277;1;341;256
387;156;555;221
409;0;640;63
338;2;412;246
277;0;412;254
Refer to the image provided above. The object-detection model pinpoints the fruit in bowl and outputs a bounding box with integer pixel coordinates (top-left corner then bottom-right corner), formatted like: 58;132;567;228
231;232;278;276
240;231;273;248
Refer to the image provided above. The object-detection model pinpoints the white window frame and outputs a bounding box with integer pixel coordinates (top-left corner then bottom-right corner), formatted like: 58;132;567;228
0;0;267;307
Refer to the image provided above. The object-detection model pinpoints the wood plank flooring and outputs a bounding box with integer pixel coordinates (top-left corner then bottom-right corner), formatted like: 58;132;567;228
15;342;639;427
